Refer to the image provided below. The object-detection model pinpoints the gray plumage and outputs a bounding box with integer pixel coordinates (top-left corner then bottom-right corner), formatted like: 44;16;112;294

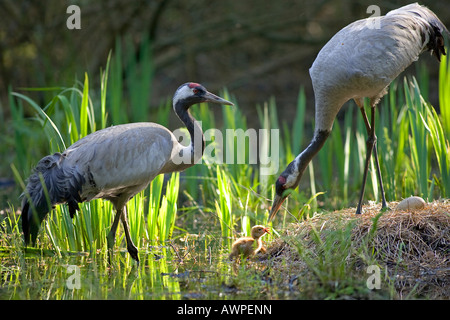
310;3;449;133
21;82;233;262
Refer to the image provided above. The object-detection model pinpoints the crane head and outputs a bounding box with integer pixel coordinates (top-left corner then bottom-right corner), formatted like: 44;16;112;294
173;82;234;109
251;225;270;239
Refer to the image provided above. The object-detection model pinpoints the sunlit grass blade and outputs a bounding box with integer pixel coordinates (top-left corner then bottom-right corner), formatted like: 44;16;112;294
80;73;89;137
239;191;252;236
127;192;146;249
79;72;97;137
421;104;450;197
100;51;112;130
53;94;79;144
439;47;450;136
405;77;430;200
158;172;180;243
258;103;271;195
215;166;234;246
147;174;164;245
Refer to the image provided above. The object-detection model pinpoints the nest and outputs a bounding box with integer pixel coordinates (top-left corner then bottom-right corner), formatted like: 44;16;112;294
266;199;450;298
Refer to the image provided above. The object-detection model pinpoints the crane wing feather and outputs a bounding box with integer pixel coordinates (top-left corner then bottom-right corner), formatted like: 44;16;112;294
63;123;179;200
309;3;448;132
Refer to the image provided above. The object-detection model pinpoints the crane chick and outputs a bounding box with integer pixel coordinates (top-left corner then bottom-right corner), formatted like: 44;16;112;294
229;225;270;260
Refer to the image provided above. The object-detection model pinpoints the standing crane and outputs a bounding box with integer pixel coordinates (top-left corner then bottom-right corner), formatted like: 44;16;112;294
269;3;449;221
21;82;233;263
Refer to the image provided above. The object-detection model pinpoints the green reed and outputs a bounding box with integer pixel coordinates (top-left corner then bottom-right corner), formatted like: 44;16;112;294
421;99;450;197
215;166;234;246
439;51;450;136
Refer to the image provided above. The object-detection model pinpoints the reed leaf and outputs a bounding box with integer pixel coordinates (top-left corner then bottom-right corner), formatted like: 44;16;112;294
405;77;430;200
421;104;450;197
158;172;180;243
147;174;164;245
439;48;450;136
215;166;234;246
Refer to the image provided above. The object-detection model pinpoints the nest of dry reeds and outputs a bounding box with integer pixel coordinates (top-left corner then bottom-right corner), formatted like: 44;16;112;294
265;199;450;298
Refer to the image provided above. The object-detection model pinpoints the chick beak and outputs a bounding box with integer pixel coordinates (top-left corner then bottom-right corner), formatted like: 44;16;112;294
268;194;286;222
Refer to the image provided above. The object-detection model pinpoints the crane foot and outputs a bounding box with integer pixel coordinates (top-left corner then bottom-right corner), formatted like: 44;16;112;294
127;244;139;264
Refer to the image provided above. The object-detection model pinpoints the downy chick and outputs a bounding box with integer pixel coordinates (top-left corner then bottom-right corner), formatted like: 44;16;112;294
229;225;270;260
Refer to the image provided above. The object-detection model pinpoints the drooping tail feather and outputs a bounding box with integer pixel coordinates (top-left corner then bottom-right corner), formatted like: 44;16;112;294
391;3;450;61
21;152;84;246
427;23;447;62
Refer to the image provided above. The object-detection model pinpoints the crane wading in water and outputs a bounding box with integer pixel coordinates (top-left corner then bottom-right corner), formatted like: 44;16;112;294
269;3;449;221
21;83;233;263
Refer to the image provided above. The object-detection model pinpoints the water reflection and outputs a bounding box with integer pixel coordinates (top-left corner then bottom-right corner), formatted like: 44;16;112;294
1;237;275;300
1;248;182;299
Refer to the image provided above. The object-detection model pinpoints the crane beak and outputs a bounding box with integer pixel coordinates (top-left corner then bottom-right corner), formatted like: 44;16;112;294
263;227;271;235
268;194;286;222
203;91;234;106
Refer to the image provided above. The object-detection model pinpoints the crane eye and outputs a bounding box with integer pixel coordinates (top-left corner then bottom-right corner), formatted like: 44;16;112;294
277;176;287;186
193;88;200;94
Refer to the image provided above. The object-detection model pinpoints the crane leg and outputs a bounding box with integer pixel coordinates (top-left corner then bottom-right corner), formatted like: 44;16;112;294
372;147;388;210
120;208;139;263
107;207;123;264
355;100;388;214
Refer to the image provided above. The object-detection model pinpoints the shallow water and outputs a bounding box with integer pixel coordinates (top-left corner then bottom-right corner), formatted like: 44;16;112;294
1;252;165;299
0;238;277;300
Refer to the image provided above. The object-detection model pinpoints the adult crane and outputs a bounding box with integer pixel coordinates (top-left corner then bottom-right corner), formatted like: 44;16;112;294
269;3;449;221
21;82;233;262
